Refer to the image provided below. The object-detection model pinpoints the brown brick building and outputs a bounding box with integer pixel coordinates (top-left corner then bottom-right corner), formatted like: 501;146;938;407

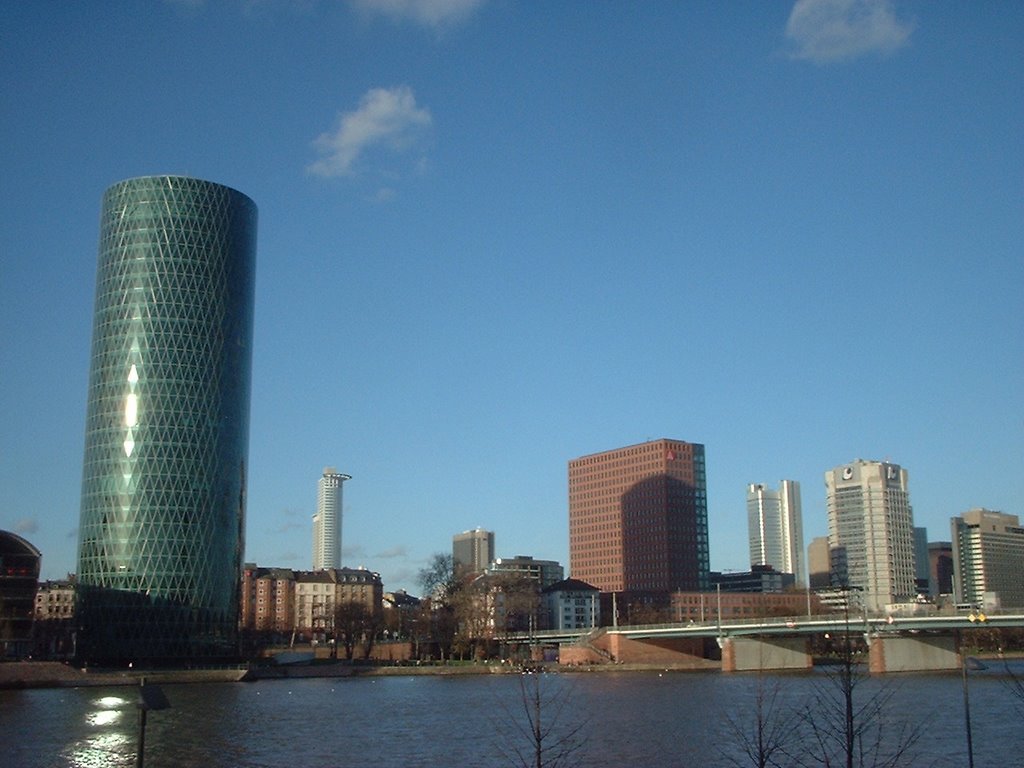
241;565;296;634
671;590;822;622
240;564;382;640
568;439;709;600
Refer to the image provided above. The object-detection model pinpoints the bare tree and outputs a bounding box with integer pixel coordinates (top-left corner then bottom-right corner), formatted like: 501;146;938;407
333;600;370;661
722;674;803;768
419;553;460;604
361;607;383;660
451;575;494;660
625;600;672;625
492;574;540;635
720;599;804;768
418;553;461;660
496;671;587;768
796;588;922;768
409;603;433;660
1002;656;1024;718
975;627;1024;718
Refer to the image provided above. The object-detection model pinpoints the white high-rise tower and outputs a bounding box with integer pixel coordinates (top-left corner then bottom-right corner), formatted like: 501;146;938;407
825;460;916;613
313;467;351;570
747;480;805;585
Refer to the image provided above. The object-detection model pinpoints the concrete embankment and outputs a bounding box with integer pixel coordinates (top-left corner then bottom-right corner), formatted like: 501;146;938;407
0;661;248;690
0;660;514;689
0;659;721;690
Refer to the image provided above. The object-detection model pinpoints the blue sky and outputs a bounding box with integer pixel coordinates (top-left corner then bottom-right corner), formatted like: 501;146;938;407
1;1;1021;594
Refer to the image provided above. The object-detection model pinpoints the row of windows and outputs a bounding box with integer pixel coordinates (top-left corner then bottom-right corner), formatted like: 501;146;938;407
570;489;706;505
570;442;700;466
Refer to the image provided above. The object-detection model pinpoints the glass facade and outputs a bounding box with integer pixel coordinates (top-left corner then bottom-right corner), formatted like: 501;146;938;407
76;176;257;663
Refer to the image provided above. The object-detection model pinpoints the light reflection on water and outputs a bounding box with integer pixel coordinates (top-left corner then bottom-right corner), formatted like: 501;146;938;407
65;693;134;768
66;732;132;768
2;665;1021;767
84;709;120;726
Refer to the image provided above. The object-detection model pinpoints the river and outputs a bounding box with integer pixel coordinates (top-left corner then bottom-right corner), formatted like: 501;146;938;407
2;664;1021;767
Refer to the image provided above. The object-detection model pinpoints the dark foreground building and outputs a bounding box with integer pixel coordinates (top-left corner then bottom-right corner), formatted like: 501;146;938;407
0;531;41;658
568;439;709;603
76;176;257;664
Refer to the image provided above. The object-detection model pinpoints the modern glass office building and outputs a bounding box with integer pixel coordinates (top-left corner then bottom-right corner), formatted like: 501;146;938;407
76;176;257;663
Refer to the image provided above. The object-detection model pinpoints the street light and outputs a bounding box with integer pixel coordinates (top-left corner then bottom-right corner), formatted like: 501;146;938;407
136;678;170;768
961;615;988;768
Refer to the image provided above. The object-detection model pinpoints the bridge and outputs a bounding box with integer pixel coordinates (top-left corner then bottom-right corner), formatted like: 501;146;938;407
508;612;1024;673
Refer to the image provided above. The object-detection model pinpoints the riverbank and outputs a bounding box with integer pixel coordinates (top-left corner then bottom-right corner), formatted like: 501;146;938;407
5;650;1017;690
0;658;718;689
8;664;1013;768
0;661;250;689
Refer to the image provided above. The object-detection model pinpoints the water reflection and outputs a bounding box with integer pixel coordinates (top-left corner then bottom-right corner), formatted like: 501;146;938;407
2;668;1020;767
66;732;131;768
65;692;134;767
85;709;120;726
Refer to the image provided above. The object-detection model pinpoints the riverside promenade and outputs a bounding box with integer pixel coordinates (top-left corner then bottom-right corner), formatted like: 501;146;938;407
0;657;718;690
0;661;249;689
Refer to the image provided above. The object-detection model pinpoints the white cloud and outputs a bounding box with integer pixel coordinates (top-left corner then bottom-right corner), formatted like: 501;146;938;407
349;0;485;28
371;187;397;204
373;545;409;559
342;544;368;559
785;0;914;63
308;86;432;178
14;518;38;535
272;507;304;534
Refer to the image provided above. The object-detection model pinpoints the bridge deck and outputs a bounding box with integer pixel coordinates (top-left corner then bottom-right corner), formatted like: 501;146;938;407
511;612;1024;645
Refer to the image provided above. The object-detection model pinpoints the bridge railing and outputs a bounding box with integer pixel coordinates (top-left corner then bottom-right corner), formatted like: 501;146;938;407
506;611;1024;642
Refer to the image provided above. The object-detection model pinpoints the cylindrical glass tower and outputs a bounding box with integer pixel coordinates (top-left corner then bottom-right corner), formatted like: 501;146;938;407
76;176;257;664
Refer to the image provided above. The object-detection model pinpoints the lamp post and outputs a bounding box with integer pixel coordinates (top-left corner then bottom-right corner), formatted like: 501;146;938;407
716;583;722;639
961;614;989;768
961;645;975;768
136;678;170;768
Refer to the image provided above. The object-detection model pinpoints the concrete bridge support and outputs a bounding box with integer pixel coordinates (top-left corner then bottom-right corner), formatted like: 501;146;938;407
720;637;812;673
867;634;959;673
599;634;713;667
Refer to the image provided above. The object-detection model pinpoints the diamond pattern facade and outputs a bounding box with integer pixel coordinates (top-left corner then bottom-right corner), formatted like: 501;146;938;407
76;176;257;663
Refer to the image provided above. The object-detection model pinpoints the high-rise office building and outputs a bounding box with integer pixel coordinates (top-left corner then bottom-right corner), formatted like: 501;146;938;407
951;508;1024;609
453;528;494;575
76;176;257;663
568;439;709;596
313;468;351;570
825;460;917;613
807;536;832;589
746;480;805;585
928;541;954;597
913;527;930;594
